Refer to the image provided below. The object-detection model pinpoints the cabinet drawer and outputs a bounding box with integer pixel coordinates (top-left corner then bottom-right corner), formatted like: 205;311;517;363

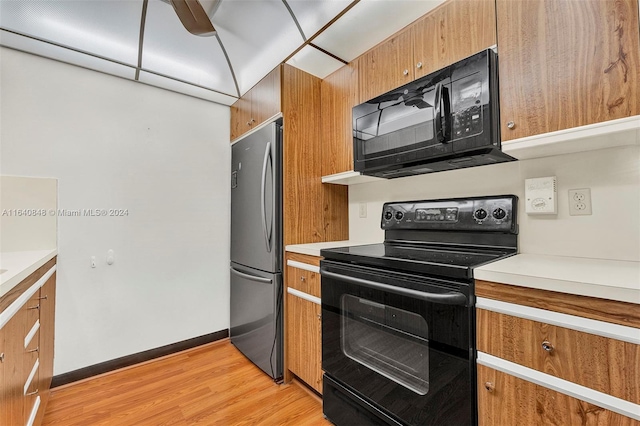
477;309;640;404
478;364;639;426
287;267;320;298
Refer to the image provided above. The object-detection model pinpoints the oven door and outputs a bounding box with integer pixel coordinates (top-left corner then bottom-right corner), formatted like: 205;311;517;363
321;260;475;426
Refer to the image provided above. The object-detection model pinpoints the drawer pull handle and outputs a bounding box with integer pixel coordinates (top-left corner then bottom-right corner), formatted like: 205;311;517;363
507;121;515;129
0;352;4;362
402;69;409;76
541;341;554;352
26;389;39;396
27;304;40;310
27;346;39;353
300;276;306;282
484;382;494;392
38;295;48;300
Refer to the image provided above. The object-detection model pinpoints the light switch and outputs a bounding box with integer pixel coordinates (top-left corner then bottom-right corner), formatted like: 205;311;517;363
359;203;367;218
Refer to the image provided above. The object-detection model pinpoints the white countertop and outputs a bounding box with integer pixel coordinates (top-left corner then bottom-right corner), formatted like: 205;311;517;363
475;253;640;304
285;240;375;257
0;249;58;298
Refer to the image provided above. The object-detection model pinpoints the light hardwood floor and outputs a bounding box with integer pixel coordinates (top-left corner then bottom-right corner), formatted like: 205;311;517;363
43;340;330;425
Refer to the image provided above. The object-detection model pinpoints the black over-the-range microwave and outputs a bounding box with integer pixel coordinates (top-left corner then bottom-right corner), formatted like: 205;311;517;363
353;49;516;178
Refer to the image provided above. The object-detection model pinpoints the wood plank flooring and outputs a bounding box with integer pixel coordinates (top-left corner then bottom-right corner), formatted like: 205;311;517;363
43;340;330;425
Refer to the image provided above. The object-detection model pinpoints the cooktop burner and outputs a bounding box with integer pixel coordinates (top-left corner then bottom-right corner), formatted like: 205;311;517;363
321;195;518;280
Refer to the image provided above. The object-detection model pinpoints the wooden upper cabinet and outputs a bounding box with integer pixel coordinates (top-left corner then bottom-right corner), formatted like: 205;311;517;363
413;0;497;78
230;93;251;141
496;0;640;141
321;61;359;176
251;66;281;126
230;66;282;142
359;27;414;102
282;64;325;245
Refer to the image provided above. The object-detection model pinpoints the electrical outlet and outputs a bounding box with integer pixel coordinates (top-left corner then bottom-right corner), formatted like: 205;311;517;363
359;203;367;218
568;188;592;216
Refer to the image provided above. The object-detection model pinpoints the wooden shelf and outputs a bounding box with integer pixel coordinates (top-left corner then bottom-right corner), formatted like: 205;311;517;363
320;170;383;186
502;115;640;160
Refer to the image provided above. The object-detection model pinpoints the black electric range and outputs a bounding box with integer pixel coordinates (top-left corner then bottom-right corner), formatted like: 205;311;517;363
320;195;518;426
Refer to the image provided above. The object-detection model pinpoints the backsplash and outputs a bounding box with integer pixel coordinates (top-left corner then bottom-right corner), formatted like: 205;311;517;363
349;145;640;262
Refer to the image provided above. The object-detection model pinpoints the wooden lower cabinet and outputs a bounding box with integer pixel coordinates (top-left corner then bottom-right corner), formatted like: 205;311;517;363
478;365;639;426
284;253;323;394
476;280;640;424
0;259;56;426
286;293;322;393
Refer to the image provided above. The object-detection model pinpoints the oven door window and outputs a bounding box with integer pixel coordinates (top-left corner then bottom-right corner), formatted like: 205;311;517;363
342;295;429;395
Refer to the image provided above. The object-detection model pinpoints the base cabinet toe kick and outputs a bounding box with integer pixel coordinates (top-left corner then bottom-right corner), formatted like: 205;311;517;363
476;281;640;425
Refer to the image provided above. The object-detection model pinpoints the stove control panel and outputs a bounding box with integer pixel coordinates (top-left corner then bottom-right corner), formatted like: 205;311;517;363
381;195;518;232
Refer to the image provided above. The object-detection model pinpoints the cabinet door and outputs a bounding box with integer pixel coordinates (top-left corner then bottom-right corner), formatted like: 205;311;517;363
230;92;252;142
321;62;359;176
2;310;26;426
478;365;639;425
39;273;56;395
282;64;324;245
251;66;281;126
286;292;322;394
496;0;640;141
413;0;496;78
0;321;6;426
359;27;414;102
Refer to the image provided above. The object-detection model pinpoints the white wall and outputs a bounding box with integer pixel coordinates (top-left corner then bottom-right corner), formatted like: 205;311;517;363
349;145;640;262
0;176;57;251
0;47;231;374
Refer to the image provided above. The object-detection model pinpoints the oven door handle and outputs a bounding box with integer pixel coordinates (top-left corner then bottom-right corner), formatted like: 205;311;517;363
321;270;467;306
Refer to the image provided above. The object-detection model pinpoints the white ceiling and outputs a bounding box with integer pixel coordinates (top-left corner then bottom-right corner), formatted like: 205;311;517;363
0;0;445;105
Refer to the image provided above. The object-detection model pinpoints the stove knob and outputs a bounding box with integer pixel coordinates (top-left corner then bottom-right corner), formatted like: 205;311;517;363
493;208;507;220
474;208;487;220
384;211;393;221
395;211;404;220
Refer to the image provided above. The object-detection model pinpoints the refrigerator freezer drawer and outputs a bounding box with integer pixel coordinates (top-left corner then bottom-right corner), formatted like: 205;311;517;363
229;263;283;380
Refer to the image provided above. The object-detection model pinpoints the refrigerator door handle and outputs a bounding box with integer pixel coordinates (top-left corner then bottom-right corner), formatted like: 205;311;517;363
260;141;272;253
231;267;273;284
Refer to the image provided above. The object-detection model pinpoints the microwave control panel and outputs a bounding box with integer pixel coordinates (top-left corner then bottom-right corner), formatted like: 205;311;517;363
381;196;517;233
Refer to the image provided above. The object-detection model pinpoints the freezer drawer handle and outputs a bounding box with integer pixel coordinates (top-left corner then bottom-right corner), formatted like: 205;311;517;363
231;267;273;284
322;270;467;305
260;141;273;253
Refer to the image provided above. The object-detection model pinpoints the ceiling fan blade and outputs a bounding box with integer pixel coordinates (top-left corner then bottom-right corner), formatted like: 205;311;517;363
170;0;216;36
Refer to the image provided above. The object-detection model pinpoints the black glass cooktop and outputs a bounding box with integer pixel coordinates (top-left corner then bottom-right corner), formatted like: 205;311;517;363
321;243;515;280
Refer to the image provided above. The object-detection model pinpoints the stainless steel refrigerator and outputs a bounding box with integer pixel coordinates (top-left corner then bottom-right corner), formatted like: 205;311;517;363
230;120;283;381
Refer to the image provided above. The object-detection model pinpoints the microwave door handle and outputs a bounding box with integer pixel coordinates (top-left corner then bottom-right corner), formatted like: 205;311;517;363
433;83;451;142
434;82;443;142
321;270;467;306
260;142;272;253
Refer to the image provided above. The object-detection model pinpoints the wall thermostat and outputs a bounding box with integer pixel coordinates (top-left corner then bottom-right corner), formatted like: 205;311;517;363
525;176;557;214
